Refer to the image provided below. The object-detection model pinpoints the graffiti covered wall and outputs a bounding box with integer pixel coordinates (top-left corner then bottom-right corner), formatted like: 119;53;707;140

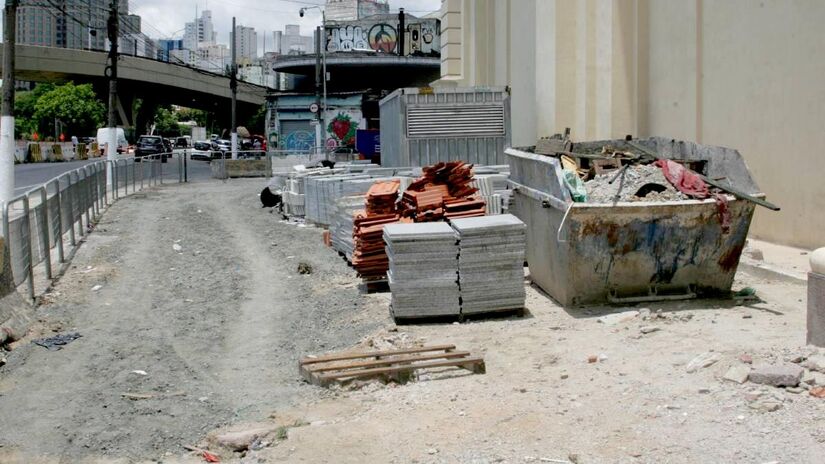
323;109;366;149
325;15;440;56
267;94;366;151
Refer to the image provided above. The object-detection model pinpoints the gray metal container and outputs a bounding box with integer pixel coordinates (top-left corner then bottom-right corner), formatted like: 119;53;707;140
506;137;762;306
379;87;511;167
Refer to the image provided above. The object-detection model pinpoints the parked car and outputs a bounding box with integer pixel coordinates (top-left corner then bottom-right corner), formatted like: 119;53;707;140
134;135;171;162
191;140;212;161
211;139;231;158
175;136;191;148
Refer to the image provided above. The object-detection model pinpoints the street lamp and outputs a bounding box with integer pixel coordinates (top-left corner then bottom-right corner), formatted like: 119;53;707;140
299;6;327;157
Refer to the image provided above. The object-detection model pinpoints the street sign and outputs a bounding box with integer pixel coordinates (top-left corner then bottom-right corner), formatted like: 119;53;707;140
309;103;319;113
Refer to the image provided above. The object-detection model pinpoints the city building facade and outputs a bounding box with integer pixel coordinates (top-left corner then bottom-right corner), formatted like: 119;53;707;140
273;25;315;55
183;9;217;51
325;0;389;21
235;25;258;61
435;0;825;249
16;0;131;51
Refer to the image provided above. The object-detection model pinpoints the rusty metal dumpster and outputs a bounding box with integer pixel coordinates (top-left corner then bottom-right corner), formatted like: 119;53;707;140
506;137;763;306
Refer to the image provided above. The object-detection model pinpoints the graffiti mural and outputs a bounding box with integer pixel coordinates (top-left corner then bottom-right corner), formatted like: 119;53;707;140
326;25;368;52
367;24;397;53
324;16;440;56
283;130;315;151
326;112;359;146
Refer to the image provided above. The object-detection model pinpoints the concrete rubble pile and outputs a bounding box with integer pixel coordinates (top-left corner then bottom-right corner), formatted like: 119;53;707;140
585;163;688;203
452;214;527;315
384;222;460;319
352;180;404;280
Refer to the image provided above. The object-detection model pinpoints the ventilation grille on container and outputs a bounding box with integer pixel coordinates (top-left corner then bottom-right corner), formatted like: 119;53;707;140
406;105;505;138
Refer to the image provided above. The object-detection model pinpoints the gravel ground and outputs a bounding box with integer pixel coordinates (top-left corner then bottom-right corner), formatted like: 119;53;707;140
1;178;823;464
251;272;825;464
0;179;386;462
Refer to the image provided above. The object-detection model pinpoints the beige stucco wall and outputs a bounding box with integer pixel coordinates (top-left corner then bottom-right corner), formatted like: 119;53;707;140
437;0;825;249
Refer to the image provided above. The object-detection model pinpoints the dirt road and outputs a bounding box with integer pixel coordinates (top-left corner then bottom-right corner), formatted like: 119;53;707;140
1;177;824;463
0;179;384;461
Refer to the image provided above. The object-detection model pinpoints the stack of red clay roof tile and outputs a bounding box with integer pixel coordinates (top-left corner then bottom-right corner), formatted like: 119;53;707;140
349;164;487;281
352;181;402;279
401;162;486;221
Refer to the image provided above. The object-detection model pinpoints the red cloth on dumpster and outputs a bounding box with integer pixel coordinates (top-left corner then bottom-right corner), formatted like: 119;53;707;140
655;159;708;198
654;159;730;233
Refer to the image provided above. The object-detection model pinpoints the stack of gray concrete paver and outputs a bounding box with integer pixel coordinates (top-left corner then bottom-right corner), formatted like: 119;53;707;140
451;214;526;315
330;195;364;261
384;222;460;319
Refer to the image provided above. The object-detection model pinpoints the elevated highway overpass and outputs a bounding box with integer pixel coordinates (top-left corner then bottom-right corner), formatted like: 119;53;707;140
0;44;268;128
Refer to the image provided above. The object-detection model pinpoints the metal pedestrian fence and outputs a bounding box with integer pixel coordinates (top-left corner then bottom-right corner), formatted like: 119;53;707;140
1;153;184;301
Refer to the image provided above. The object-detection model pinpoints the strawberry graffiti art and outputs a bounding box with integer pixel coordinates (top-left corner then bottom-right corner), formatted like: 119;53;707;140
327;112;358;146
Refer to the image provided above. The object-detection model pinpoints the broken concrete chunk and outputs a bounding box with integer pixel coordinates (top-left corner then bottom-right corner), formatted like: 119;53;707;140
639;308;651;320
748;400;783;412
803;355;825;373
723;364;751;384
172;243;183;252
686;352;722;373
801;370;825;386
748;364;804;387
210;427;276;451
596;310;639;326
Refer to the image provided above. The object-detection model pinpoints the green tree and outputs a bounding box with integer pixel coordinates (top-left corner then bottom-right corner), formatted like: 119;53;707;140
153;106;182;136
32;82;105;137
14;83;55;138
175;107;209;127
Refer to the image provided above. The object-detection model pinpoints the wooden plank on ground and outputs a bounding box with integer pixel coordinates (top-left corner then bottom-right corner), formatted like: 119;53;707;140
315;356;486;387
303;350;472;374
300;344;456;365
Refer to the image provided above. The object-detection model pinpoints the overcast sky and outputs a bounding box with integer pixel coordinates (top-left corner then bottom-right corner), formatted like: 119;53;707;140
131;0;442;52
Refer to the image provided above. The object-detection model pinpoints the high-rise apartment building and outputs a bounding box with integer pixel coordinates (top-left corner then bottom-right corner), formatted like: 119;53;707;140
272;24;314;55
234;25;257;61
16;0;132;51
183;9;217;51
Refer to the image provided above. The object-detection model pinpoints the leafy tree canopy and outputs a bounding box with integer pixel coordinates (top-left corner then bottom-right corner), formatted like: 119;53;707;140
31;82;105;136
153;106;182;137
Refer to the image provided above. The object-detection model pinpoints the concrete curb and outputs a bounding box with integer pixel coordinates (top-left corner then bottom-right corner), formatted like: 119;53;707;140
738;260;807;285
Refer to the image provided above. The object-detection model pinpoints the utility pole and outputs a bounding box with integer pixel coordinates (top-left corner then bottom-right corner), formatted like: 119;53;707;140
230;17;238;160
314;26;322;155
0;0;19;209
321;11;327;158
398;8;405;56
106;0;119;187
87;0;93;50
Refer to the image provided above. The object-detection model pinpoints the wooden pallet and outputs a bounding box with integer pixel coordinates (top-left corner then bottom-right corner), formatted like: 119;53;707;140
359;278;389;294
299;344;485;387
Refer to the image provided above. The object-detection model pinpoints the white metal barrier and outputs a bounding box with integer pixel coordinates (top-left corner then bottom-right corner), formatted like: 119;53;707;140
1;152;184;301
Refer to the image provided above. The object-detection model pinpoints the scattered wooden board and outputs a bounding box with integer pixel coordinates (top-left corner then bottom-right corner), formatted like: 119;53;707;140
300;345;485;387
